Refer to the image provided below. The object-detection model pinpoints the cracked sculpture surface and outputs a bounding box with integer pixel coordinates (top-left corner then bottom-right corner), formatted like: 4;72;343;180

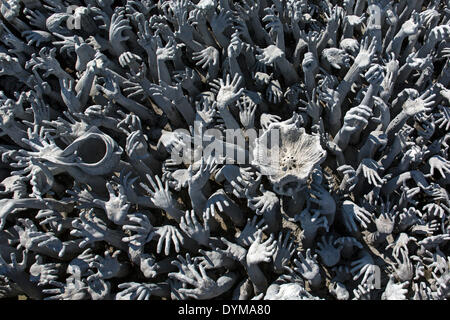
0;0;449;301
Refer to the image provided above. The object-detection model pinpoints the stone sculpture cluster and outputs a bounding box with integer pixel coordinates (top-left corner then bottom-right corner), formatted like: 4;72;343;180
0;0;449;300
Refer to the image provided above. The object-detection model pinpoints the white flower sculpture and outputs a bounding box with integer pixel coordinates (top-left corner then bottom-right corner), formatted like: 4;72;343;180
252;114;326;196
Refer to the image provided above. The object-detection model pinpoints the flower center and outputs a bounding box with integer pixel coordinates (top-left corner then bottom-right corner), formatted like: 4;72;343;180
280;155;298;171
